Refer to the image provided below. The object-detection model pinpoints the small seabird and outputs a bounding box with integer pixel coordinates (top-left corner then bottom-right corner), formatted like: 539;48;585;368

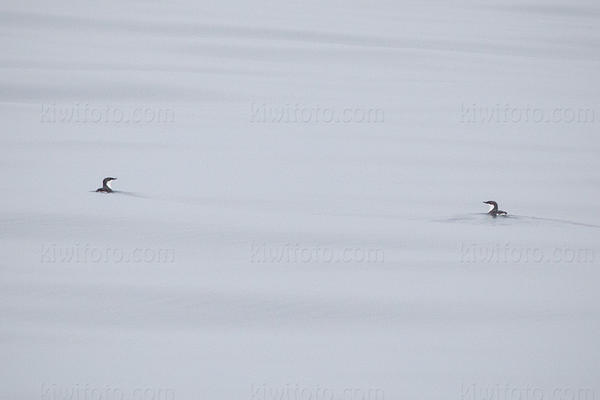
96;177;117;193
483;200;507;217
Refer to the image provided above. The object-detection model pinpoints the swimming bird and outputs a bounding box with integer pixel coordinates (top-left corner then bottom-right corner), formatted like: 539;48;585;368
483;200;507;216
96;177;117;193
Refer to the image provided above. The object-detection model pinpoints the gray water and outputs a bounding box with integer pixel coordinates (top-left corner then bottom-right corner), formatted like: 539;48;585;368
1;1;599;399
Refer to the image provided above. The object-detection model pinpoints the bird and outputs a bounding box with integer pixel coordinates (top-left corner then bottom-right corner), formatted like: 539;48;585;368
483;200;507;217
96;177;117;193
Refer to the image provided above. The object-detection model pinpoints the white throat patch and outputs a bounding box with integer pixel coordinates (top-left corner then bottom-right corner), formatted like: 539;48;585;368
487;203;495;212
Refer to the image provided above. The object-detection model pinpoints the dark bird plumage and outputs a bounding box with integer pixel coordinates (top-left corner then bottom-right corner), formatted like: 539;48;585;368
483;200;507;217
96;177;117;193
